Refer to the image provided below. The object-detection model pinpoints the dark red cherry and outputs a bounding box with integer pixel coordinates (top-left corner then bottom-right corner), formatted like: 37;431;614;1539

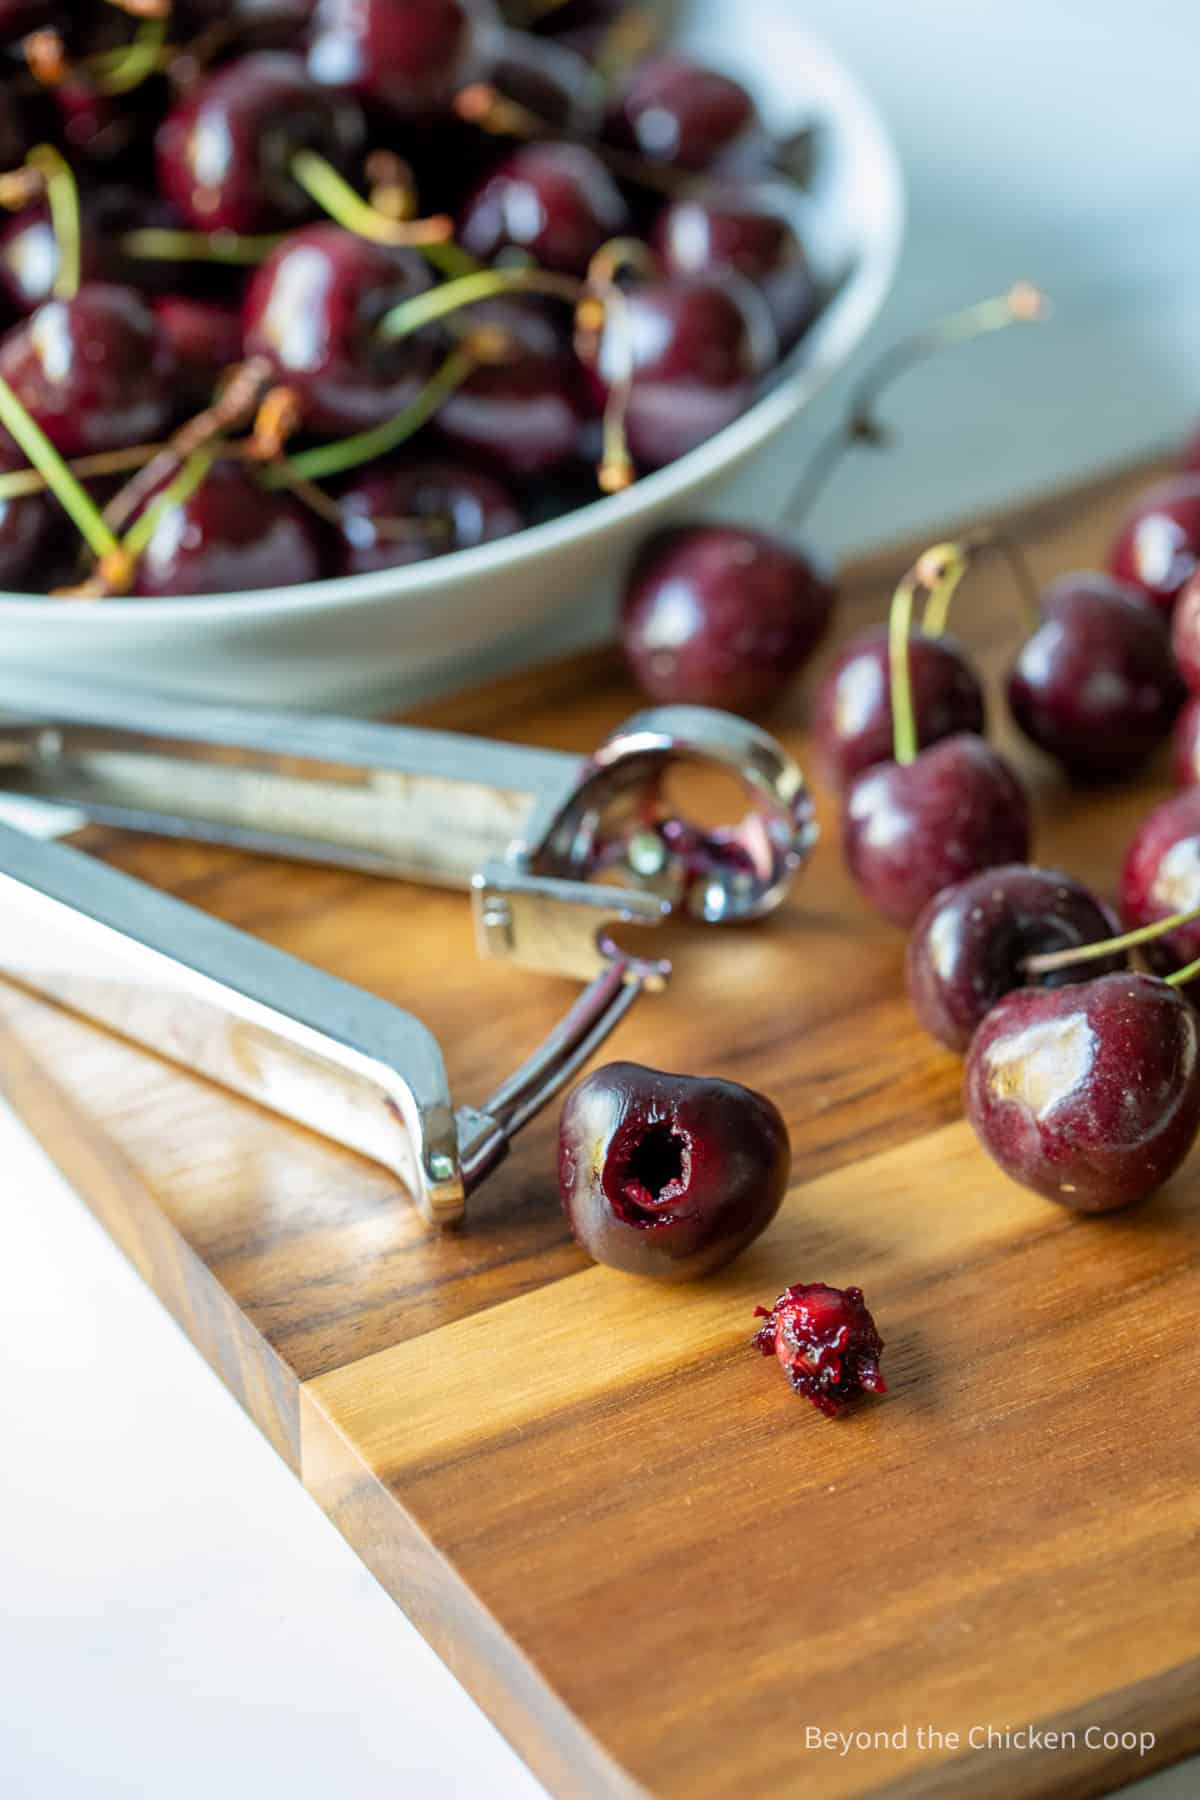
308;0;497;119
1170;570;1200;692
333;455;522;574
457;142;629;277
485;26;603;134
1171;695;1200;787
620;524;835;713
604;52;759;173
844;734;1031;928
558;1060;789;1281
653;185;817;350
812;627;985;790
964;972;1200;1212
1108;473;1200;619
0;442;58;591
241;224;439;436
128;459;324;598
0;188;197;317
1007;573;1183;778
156;52;366;235
1119;788;1200;975
434;295;584;479
152;297;244;412
0;0;53;46
582;273;777;469
0;283;176;457
906;864;1124;1053
753;1283;885;1416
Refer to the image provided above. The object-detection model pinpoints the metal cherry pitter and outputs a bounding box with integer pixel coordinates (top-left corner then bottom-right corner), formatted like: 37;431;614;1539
0;680;817;1228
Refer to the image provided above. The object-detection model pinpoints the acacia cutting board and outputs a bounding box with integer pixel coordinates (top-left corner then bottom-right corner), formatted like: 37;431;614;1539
2;463;1198;1800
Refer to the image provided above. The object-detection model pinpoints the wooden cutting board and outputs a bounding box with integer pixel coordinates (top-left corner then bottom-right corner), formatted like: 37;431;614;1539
2;462;1198;1800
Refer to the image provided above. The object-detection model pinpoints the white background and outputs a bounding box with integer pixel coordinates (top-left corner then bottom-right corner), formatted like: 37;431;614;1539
5;3;1200;1796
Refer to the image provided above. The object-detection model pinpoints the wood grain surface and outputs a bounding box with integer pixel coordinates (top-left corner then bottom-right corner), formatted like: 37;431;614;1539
2;461;1198;1800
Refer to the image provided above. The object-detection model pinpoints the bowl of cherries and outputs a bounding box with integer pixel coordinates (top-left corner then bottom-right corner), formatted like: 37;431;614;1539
0;0;903;710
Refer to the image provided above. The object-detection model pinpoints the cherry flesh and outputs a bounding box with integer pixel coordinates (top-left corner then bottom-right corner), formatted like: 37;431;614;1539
812;627;985;790
333;455;522;573
129;458;325;598
964;972;1200;1212
843;734;1031;928
558;1059;790;1281
620;524;835;713
1119;787;1200;975
1007;573;1183;778
1108;473;1200;619
604;53;759;173
753;1283;885;1417
0;282;176;457
156;52;366;235
653;185;816;350
457;142;630;277
1170;569;1200;692
1171;695;1200;788
241;223;438;436
433;295;584;479
906;864;1123;1054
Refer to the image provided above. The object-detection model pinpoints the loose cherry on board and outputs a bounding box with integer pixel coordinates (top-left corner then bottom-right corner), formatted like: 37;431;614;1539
457;142;631;277
1171;696;1200;788
558;1060;790;1281
1108;473;1200;619
813;627;985;789
1119;788;1200;975
333;456;523;573
1007;572;1183;779
1170;570;1200;692
307;0;498;121
127;458;326;598
652;185;817;351
906;864;1123;1053
753;1283;885;1417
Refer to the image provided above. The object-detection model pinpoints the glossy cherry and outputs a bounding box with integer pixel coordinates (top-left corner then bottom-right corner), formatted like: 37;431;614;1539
812;627;985;790
1119;788;1200;975
128;459;325;598
753;1283;885;1417
620;524;835;713
1171;696;1200;788
653;185;816;350
604;52;759;173
434;295;584;479
457;141;629;277
964;972;1200;1212
308;0;496;119
844;734;1031;928
1007;573;1183;778
156;52;366;235
152;296;245;412
333;455;522;573
558;1060;790;1281
0;283;176;457
1170;569;1200;692
0;188;196;317
906;864;1123;1053
1108;473;1200;619
241;224;438;436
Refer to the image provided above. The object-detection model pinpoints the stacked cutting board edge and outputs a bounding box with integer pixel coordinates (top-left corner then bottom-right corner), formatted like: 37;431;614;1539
2;459;1198;1800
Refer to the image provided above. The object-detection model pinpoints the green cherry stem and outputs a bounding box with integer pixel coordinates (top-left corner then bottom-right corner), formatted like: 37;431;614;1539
120;227;286;265
376;265;583;340
287;149;458;260
888;542;972;765
1024;902;1200;977
0;372;125;568
119;448;214;562
1166;952;1200;988
92;15;168;95
920;527;1041;639
27;144;82;300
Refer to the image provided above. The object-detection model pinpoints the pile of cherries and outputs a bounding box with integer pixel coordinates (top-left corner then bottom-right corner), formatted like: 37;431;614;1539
0;0;823;598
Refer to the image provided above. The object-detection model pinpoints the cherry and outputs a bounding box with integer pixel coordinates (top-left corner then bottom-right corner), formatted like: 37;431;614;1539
1171;696;1200;788
653;185;817;351
128;458;325;597
485;27;603;136
152;296;244;412
0;442;58;590
0;282;176;457
558;1059;790;1281
753;1283;885;1416
156;52;366;235
581;272;777;470
241;223;439;436
604;53;759;174
178;0;315;36
457;142;630;277
1108;473;1200;619
620;524;834;712
1119;788;1200;975
0;188;196;317
308;0;497;121
1170;569;1200;691
964;972;1200;1212
845;735;1031;928
433;294;584;479
1007;572;1183;778
906;865;1123;1053
333;455;523;573
812;627;985;790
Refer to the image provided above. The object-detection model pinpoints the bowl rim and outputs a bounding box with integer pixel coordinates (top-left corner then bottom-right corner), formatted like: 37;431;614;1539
0;20;905;629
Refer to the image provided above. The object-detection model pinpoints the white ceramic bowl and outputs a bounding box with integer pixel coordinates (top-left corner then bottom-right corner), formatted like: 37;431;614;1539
0;2;903;713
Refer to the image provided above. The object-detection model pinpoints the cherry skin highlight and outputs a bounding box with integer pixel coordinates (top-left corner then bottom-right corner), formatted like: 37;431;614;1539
604;52;759;173
128;460;326;598
621;524;835;713
558;1060;790;1281
1119;787;1200;975
843;734;1031;929
964;972;1200;1212
333;456;523;573
1108;473;1200;619
753;1283;885;1417
906;864;1124;1053
812;627;985;790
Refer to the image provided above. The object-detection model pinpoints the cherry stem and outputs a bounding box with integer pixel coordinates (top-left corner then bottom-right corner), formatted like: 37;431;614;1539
287;149;460;260
0;443;163;500
888;542;972;765
585;242;647;494
376;266;583;340
26;143;81;300
920;526;1041;638
1025;902;1200;977
0;372;123;564
119;447;214;561
1166;954;1200;989
92;15;168;95
120;226;286;265
783;283;1050;529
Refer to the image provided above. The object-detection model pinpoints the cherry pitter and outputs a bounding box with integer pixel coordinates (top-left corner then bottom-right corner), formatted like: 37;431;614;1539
0;680;816;1227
